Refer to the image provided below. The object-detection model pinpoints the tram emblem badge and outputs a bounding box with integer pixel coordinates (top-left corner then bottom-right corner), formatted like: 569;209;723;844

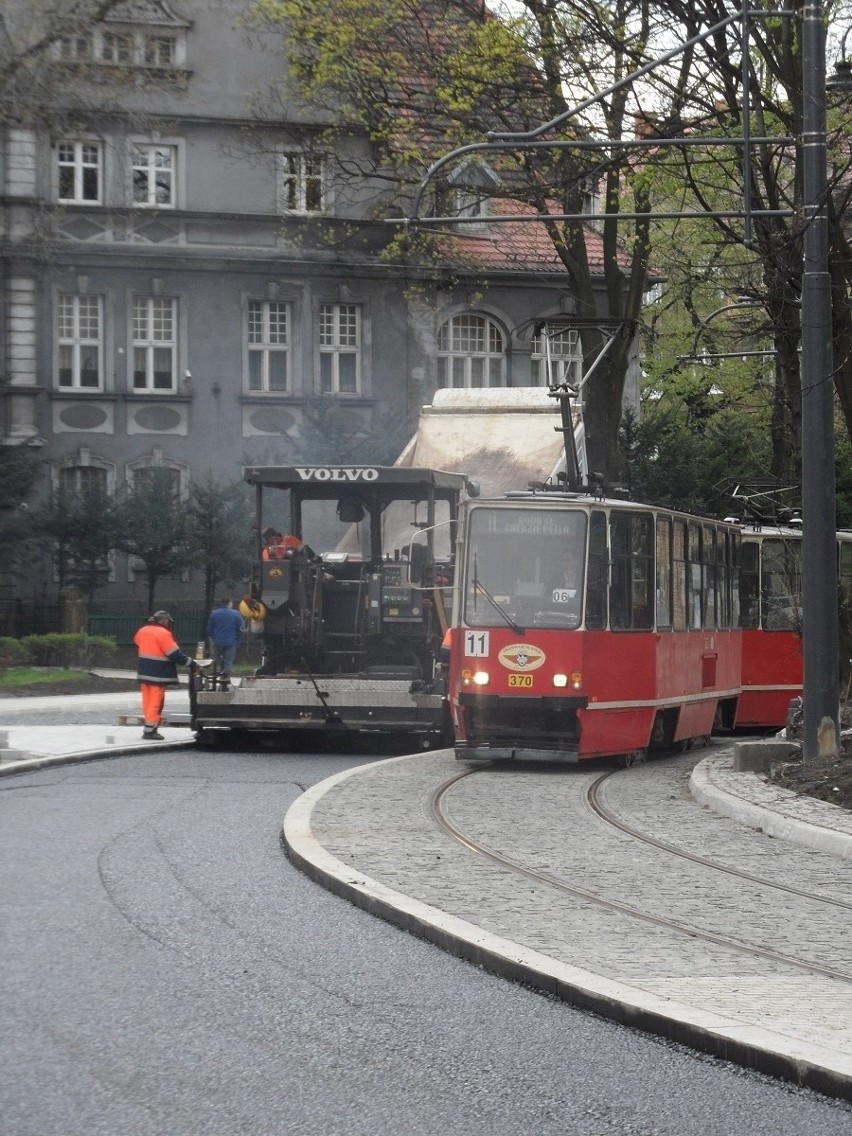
498;643;546;672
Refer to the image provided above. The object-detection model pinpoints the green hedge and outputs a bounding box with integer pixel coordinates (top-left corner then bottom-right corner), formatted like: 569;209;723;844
7;633;119;669
0;636;31;667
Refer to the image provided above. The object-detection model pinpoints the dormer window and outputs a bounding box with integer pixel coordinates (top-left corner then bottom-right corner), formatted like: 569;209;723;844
446;159;501;227
144;35;176;67
55;35;93;62
452;187;491;221
52;11;187;71
102;31;134;64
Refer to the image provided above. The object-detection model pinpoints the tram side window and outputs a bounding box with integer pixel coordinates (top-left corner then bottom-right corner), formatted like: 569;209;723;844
586;510;607;629
722;527;736;627
688;522;703;629
740;540;759;627
610;512;654;630
672;519;688;630
762;538;801;630
701;524;717;629
655;515;672;629
730;530;741;627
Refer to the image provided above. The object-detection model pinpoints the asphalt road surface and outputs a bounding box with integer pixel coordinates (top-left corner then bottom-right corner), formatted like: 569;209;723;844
2;743;852;1136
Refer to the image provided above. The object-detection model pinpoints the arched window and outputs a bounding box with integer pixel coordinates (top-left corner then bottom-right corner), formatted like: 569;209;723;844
437;314;505;388
55;448;115;495
531;327;582;387
127;449;188;497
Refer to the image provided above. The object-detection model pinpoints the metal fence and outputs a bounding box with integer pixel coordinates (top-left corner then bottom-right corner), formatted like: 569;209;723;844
88;612;208;647
0;602;61;638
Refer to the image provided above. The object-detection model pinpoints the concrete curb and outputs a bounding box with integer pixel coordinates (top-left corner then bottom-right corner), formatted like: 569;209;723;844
690;755;852;861
283;756;852;1102
0;738;197;776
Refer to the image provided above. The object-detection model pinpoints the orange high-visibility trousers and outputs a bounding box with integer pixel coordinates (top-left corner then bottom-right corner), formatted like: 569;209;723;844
140;682;167;728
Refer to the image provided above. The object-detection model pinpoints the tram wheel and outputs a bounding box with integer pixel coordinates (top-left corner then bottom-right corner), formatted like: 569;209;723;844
621;748;647;768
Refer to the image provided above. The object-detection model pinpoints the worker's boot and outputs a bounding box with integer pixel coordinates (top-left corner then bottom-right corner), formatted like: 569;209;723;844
142;726;164;740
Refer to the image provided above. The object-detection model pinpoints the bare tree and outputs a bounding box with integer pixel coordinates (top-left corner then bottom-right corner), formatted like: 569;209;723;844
247;0;689;478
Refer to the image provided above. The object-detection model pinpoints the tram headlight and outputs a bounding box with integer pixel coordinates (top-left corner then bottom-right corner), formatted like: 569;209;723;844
552;673;568;688
570;671;583;690
472;670;490;686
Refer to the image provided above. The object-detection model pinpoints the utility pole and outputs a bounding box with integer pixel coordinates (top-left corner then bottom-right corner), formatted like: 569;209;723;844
800;0;840;759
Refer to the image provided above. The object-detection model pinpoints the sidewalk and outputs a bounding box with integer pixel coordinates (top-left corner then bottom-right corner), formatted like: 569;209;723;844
0;679;195;772
284;748;852;1103
3;708;852;1101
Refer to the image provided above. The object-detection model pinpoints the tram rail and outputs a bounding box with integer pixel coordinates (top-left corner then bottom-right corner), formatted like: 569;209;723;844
429;765;852;986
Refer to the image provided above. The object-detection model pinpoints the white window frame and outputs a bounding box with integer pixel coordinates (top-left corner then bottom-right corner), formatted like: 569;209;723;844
55;451;115;496
55;26;185;68
126;452;189;497
279;152;326;214
247;300;290;393
58;464;109;496
531;328;583;388
131;142;177;208
437;314;506;389
143;33;177;66
57;294;104;390
132;297;178;392
451;186;491;222
101;29;134;63
319;303;361;394
56;140;103;205
53;35;93;62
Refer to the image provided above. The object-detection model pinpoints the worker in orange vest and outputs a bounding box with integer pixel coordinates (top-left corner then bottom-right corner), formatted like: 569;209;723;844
133;611;211;740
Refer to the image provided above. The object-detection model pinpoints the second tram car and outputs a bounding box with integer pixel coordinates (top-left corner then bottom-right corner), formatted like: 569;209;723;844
736;525;852;730
448;489;743;763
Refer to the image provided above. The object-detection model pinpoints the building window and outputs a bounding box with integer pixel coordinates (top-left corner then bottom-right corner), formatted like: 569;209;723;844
451;186;490;221
144;34;176;66
437;314;505;388
280;153;325;214
59;464;109;495
57;141;102;204
54;35;92;61
248;301;290;392
130;464;182;495
531;328;582;387
58;295;103;390
132;144;176;207
132;297;177;391
319;303;360;393
101;30;133;63
56;26;183;68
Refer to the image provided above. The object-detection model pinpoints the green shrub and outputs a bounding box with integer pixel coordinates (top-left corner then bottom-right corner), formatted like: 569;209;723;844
19;633;117;669
0;636;32;668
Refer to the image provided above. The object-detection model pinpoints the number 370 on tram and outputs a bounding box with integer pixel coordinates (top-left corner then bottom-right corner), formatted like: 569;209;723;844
447;493;743;763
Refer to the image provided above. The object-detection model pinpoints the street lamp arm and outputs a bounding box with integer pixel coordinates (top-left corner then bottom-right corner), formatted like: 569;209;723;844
685;300;766;359
408;6;793;222
487;8;792;144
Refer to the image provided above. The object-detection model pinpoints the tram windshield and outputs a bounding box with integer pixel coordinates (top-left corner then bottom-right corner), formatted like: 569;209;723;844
463;506;587;629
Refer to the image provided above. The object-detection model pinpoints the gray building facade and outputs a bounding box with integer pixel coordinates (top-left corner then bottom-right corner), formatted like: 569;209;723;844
1;0;637;616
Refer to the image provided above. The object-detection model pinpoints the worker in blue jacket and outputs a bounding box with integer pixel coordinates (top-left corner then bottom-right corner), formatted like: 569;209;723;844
206;596;246;681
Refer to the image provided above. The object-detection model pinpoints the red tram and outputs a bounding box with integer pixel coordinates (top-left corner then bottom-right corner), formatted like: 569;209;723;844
448;490;742;763
736;525;852;730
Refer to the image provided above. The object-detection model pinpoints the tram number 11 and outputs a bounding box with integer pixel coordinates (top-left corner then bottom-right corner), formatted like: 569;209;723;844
464;631;490;657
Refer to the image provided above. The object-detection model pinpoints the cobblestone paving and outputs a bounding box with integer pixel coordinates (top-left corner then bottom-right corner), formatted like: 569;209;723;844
306;748;852;1064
